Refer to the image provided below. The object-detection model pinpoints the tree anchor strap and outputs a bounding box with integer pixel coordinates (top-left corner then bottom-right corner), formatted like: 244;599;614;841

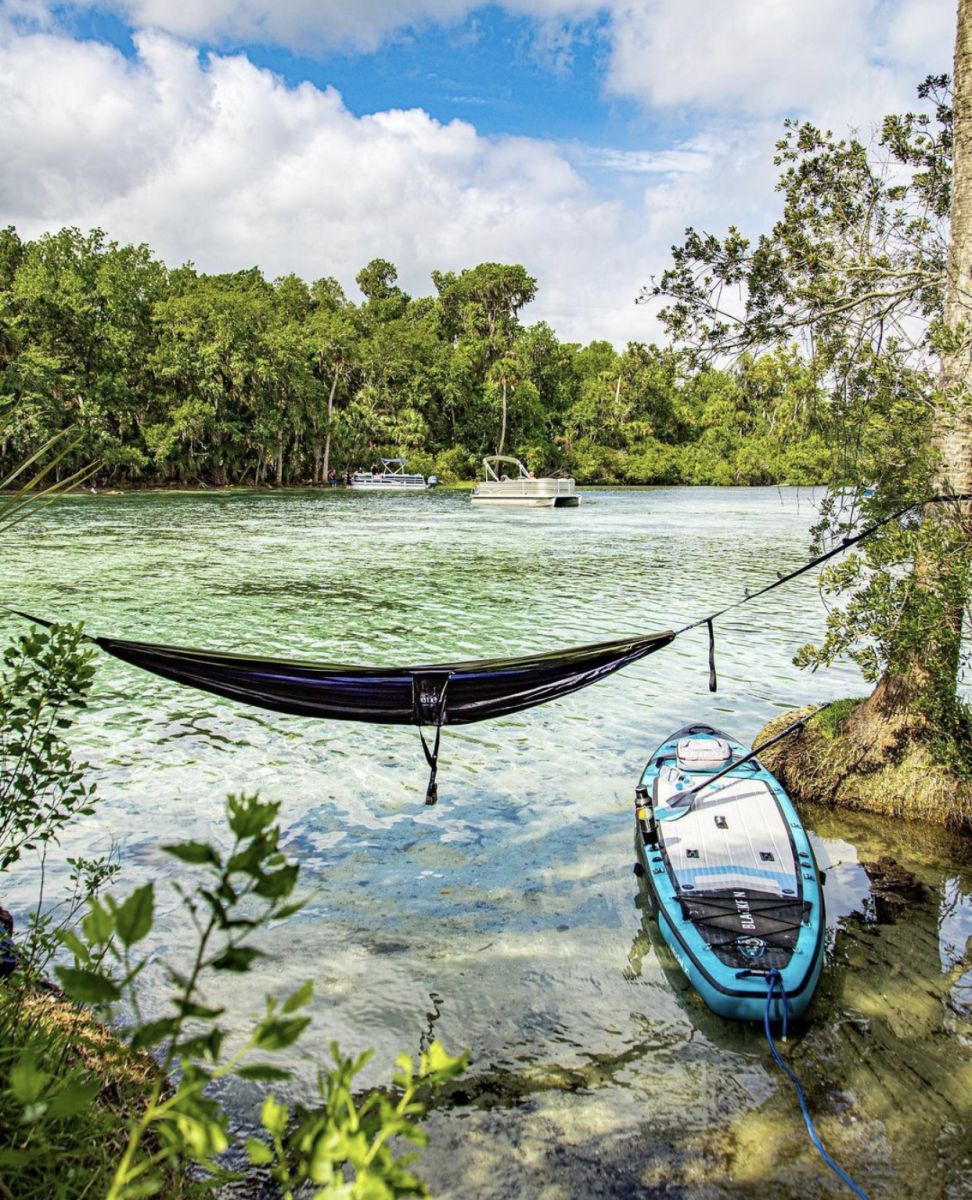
413;672;452;805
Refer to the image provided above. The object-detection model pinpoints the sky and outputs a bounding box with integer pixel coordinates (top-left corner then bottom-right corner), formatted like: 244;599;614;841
0;0;957;345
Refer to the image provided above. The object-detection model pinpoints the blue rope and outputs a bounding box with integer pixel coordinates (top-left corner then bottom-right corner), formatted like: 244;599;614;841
763;971;871;1199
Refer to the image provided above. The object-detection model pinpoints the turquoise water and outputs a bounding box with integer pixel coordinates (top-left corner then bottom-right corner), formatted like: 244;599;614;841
3;486;970;1198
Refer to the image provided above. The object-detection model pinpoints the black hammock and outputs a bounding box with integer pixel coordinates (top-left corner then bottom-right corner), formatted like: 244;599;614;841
14;612;674;805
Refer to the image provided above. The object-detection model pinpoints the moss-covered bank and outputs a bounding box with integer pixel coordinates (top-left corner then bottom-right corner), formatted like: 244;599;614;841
754;701;972;832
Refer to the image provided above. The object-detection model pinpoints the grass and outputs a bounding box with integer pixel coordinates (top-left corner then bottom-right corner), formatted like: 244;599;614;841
809;697;863;740
0;986;183;1200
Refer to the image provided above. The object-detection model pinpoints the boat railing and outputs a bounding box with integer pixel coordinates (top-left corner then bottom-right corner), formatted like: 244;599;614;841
474;476;576;495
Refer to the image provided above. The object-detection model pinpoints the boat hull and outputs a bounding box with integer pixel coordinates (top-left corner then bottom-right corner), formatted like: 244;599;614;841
470;494;580;507
635;723;825;1021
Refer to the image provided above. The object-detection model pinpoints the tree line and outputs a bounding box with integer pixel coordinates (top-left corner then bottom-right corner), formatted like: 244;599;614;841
0;225;844;488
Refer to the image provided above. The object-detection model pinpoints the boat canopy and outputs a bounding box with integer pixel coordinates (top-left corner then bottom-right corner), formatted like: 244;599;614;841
482;456;531;481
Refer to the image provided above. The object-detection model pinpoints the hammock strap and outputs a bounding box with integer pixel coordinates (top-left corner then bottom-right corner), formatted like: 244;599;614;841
678;492;972;641
413;672;452;806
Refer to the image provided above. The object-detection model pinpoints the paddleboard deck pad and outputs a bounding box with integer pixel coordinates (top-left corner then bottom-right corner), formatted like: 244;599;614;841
635;723;825;1021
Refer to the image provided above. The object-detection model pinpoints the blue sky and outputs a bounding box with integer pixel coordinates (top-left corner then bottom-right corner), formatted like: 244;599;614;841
56;4;671;146
0;1;956;343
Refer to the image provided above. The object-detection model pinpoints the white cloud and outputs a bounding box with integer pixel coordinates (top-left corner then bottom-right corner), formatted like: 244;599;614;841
580;146;712;175
0;28;667;343
68;0;474;54
0;3;956;347
37;0;955;120
601;0;953;121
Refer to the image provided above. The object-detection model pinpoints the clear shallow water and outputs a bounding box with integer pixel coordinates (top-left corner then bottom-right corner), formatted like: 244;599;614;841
2;486;971;1198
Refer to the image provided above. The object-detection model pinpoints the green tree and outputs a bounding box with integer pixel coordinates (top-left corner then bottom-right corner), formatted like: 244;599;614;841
355;257;401;305
306;291;354;482
4;228;165;481
432;263;537;454
649;53;971;762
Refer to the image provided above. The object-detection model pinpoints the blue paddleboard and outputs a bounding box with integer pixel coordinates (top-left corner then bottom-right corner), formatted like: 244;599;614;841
635;723;825;1021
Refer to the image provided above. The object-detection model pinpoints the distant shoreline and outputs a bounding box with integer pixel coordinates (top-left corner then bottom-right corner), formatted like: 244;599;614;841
3;480;828;499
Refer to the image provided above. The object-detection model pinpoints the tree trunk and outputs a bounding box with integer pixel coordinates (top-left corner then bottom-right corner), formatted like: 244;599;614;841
498;377;507;456
851;0;972;749
940;0;972;499
322;367;339;481
275;440;284;487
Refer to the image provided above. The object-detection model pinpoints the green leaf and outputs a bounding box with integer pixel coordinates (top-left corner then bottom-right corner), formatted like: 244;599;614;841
0;1149;38;1168
116;1180;164;1198
253;1015;311;1052
163;841;221;866
114;882;154;947
260;1093;288;1138
175;1032;224;1060
81;898;114;946
272;898;308;921
10;1052;50;1105
56;929;90;963
129;1017;179;1050
46;1078;101;1119
281;979;314;1014
253;863;298;900
227;793;279;839
55;966;121;1004
177;999;225;1020
246;1137;274;1166
236;1064;292;1082
211;946;264;972
420;1041;468;1083
170;1110;229;1159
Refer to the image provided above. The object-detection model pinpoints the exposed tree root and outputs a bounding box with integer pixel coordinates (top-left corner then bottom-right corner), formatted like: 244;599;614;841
754;702;972;832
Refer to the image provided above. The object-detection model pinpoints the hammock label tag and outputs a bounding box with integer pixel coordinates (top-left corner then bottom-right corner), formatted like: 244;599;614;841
411;671;453;726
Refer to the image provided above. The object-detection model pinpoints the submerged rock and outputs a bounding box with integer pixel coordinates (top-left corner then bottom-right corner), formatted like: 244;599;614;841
859;856;928;923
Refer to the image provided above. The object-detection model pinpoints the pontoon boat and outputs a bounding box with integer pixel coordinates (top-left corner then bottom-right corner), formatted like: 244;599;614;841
350;459;437;491
470;456;579;507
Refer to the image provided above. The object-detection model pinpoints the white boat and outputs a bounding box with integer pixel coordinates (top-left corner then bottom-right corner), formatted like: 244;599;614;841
470;456;580;508
350;459;437;491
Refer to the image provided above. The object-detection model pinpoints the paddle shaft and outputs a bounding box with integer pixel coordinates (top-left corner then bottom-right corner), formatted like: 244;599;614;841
675;702;832;806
